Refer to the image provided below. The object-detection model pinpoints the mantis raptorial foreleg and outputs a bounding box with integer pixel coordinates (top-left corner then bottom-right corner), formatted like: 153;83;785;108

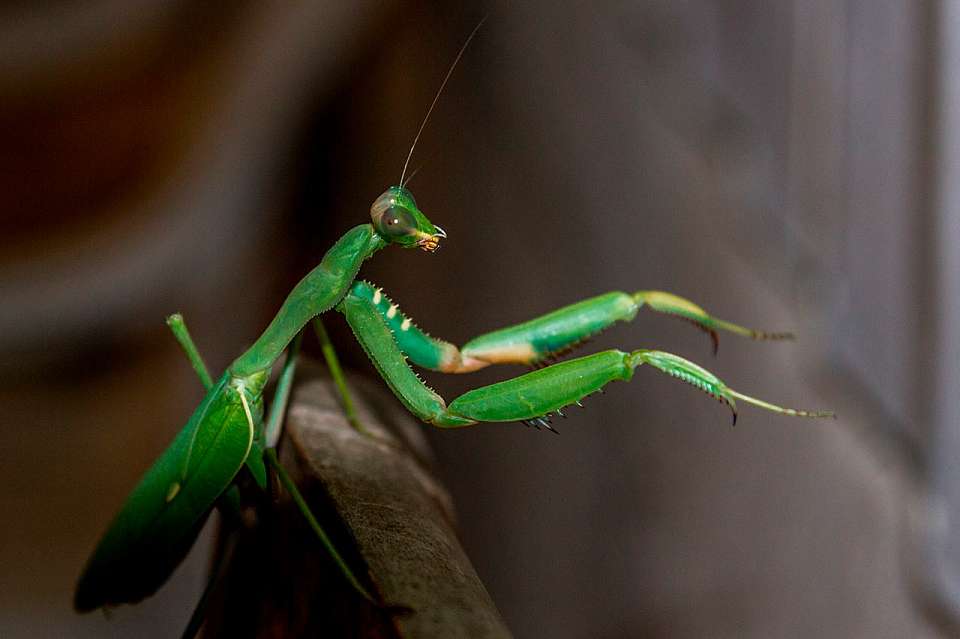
349;281;792;375
339;287;832;429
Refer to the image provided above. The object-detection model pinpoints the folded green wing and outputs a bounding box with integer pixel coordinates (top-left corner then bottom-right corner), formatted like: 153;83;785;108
75;371;265;611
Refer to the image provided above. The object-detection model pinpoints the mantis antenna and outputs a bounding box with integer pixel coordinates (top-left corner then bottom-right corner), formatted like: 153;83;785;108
400;163;424;189
399;15;488;187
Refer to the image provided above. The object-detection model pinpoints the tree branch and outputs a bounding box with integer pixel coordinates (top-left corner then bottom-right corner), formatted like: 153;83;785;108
203;365;511;638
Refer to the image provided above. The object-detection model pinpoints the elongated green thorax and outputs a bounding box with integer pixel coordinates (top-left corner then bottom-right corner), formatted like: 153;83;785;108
230;224;385;377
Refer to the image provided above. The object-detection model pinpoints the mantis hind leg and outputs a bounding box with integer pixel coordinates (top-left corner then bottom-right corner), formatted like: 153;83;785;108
166;312;303;447
166;313;270;489
262;330;303;449
264;448;375;603
161;316;255;637
236;356;377;604
312;317;369;435
180;532;239;639
255;330;376;603
339;287;833;429
349;281;793;375
166;313;214;390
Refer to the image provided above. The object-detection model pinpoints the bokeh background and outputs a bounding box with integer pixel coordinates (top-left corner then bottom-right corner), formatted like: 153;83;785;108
3;1;960;637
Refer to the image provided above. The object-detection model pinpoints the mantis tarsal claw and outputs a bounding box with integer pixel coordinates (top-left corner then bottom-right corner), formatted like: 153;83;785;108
634;291;794;355
523;417;559;434
628;350;835;425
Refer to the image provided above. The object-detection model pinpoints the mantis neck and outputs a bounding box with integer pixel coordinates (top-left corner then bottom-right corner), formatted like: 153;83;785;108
229;224;385;377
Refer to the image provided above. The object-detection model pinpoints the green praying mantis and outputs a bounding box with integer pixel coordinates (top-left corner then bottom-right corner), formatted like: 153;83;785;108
74;21;834;631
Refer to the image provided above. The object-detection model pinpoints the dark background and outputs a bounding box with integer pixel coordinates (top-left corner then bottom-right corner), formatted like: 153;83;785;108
2;1;957;637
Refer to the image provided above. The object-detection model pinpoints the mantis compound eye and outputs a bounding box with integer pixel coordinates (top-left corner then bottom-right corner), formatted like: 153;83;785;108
370;186;442;250
377;206;417;239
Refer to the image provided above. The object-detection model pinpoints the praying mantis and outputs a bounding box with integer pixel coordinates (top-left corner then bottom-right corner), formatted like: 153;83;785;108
73;20;834;632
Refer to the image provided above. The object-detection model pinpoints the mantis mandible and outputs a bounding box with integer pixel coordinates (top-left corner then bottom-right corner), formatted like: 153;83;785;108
74;20;833;629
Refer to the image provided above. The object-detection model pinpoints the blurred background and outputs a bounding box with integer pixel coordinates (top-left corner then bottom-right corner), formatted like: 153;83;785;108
2;1;959;637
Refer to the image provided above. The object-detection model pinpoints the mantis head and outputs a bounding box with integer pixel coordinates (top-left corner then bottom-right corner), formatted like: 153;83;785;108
370;186;446;252
374;20;483;254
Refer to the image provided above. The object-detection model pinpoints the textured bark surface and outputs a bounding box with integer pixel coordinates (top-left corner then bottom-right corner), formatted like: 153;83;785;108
203;366;511;638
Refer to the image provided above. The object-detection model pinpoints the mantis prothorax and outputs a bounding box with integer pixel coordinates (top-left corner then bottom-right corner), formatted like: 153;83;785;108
74;19;834;631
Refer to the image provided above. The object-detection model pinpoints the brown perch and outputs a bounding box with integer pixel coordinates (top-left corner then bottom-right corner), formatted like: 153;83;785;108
202;366;512;638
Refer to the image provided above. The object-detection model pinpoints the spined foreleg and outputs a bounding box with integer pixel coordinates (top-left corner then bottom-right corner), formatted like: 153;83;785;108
349;281;792;374
339;288;832;429
438;349;833;427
